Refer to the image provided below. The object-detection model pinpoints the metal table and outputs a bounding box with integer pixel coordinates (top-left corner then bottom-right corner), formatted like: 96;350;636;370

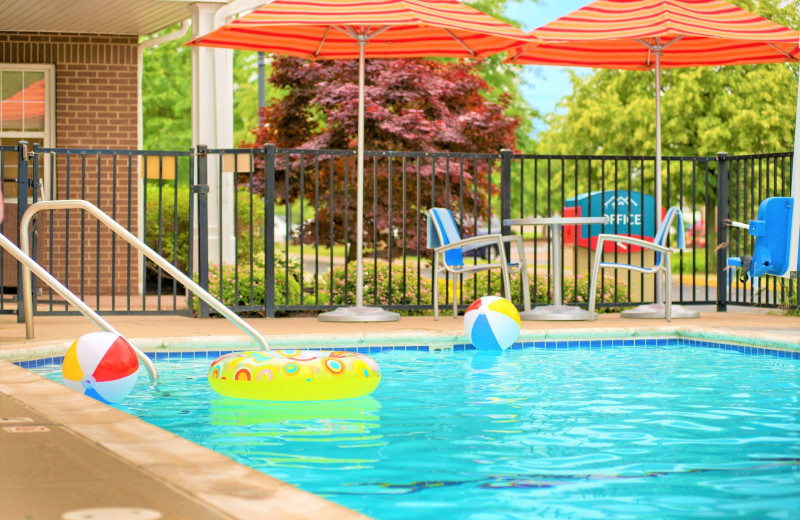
504;216;610;320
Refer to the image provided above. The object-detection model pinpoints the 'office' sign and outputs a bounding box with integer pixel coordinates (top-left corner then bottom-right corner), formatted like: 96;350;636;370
563;190;662;253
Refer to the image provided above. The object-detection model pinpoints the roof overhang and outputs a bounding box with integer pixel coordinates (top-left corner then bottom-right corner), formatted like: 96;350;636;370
0;0;227;36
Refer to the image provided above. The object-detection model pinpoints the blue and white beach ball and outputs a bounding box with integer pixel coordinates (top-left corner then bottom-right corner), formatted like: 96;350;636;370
61;331;139;404
464;296;521;351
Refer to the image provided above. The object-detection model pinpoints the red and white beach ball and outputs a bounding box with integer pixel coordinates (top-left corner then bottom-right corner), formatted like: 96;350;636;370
464;296;521;351
61;332;140;404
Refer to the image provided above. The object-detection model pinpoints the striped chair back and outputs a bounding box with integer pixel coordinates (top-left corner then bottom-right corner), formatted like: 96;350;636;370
427;208;465;266
653;206;686;264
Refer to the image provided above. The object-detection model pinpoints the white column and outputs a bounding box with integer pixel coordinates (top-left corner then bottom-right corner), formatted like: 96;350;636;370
189;2;236;267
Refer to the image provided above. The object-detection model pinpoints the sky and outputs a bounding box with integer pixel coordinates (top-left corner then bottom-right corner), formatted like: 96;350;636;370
503;0;593;132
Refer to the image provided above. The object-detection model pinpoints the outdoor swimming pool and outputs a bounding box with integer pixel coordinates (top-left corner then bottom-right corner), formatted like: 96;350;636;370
30;340;800;519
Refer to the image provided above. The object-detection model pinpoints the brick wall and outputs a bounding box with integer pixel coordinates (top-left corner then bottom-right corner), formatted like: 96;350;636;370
0;32;139;296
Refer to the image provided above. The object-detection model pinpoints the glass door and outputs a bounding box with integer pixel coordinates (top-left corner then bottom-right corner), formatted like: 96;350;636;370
0;65;53;292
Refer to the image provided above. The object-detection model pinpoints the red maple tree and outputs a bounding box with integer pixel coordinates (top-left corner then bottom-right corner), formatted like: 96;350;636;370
244;56;518;259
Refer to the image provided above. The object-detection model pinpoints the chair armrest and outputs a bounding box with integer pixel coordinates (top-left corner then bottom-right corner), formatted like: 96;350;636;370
501;234;526;253
434;234;504;254
595;233;673;254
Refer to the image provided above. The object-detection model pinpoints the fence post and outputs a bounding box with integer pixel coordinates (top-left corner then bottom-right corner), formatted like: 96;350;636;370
715;151;728;313
500;149;512;261
16;141;29;323
195;145;210;318
264;144;276;318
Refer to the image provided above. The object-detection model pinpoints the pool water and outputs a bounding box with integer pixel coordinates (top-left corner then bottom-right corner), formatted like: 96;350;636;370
32;345;800;519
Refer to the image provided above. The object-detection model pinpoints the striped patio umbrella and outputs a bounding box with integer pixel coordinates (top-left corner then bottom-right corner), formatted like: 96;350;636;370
506;0;799;225
506;0;799;320
188;0;535;322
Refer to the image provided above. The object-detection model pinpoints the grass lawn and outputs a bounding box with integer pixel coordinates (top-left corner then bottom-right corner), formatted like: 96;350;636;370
671;247;707;275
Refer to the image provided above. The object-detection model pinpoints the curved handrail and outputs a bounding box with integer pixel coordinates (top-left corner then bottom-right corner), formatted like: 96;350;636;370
0;231;159;382
20;200;270;352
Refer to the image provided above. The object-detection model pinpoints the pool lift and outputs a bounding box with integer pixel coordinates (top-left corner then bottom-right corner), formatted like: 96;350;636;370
6;200;272;384
726;70;800;286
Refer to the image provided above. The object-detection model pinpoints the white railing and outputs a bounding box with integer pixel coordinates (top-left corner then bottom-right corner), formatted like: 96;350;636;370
18;201;271;370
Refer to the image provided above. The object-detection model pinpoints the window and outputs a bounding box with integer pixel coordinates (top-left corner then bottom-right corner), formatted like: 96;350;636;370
0;65;54;202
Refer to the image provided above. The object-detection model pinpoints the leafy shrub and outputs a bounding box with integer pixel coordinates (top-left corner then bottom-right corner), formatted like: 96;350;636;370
145;183;266;274
455;269;629;314
779;291;800;316
318;260;435;316
144;182;190;272
193;251;304;315
562;274;630;313
459;269;550;306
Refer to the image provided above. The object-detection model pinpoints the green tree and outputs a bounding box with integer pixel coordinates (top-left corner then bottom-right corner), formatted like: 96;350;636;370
141;25;192;151
469;0;540;151
244;56;519;260
141;2;538;153
532;0;798;208
141;25;278;152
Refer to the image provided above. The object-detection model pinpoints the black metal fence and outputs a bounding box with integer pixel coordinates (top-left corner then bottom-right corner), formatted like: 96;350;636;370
1;141;794;318
720;152;797;309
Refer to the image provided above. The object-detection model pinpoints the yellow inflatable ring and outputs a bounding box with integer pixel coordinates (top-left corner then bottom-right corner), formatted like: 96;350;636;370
207;350;381;401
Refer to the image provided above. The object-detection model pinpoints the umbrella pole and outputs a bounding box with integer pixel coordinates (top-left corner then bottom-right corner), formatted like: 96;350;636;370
318;33;400;322
356;36;366;309
655;50;662;235
621;40;698;320
654;48;663;306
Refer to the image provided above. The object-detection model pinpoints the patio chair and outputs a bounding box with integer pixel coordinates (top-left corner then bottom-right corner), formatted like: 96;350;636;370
587;206;685;322
427;208;530;320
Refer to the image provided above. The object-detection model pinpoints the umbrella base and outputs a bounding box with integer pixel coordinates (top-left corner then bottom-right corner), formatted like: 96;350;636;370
317;306;401;322
620;303;700;319
519;305;597;321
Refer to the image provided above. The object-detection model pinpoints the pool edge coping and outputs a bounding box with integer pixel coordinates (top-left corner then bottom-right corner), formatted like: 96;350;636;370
2;325;798;363
0;360;372;520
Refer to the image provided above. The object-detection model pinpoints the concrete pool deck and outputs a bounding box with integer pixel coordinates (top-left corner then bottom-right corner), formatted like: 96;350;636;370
1;309;799;519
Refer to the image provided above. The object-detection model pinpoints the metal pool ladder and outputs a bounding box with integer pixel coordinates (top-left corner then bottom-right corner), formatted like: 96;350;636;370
15;200;271;381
